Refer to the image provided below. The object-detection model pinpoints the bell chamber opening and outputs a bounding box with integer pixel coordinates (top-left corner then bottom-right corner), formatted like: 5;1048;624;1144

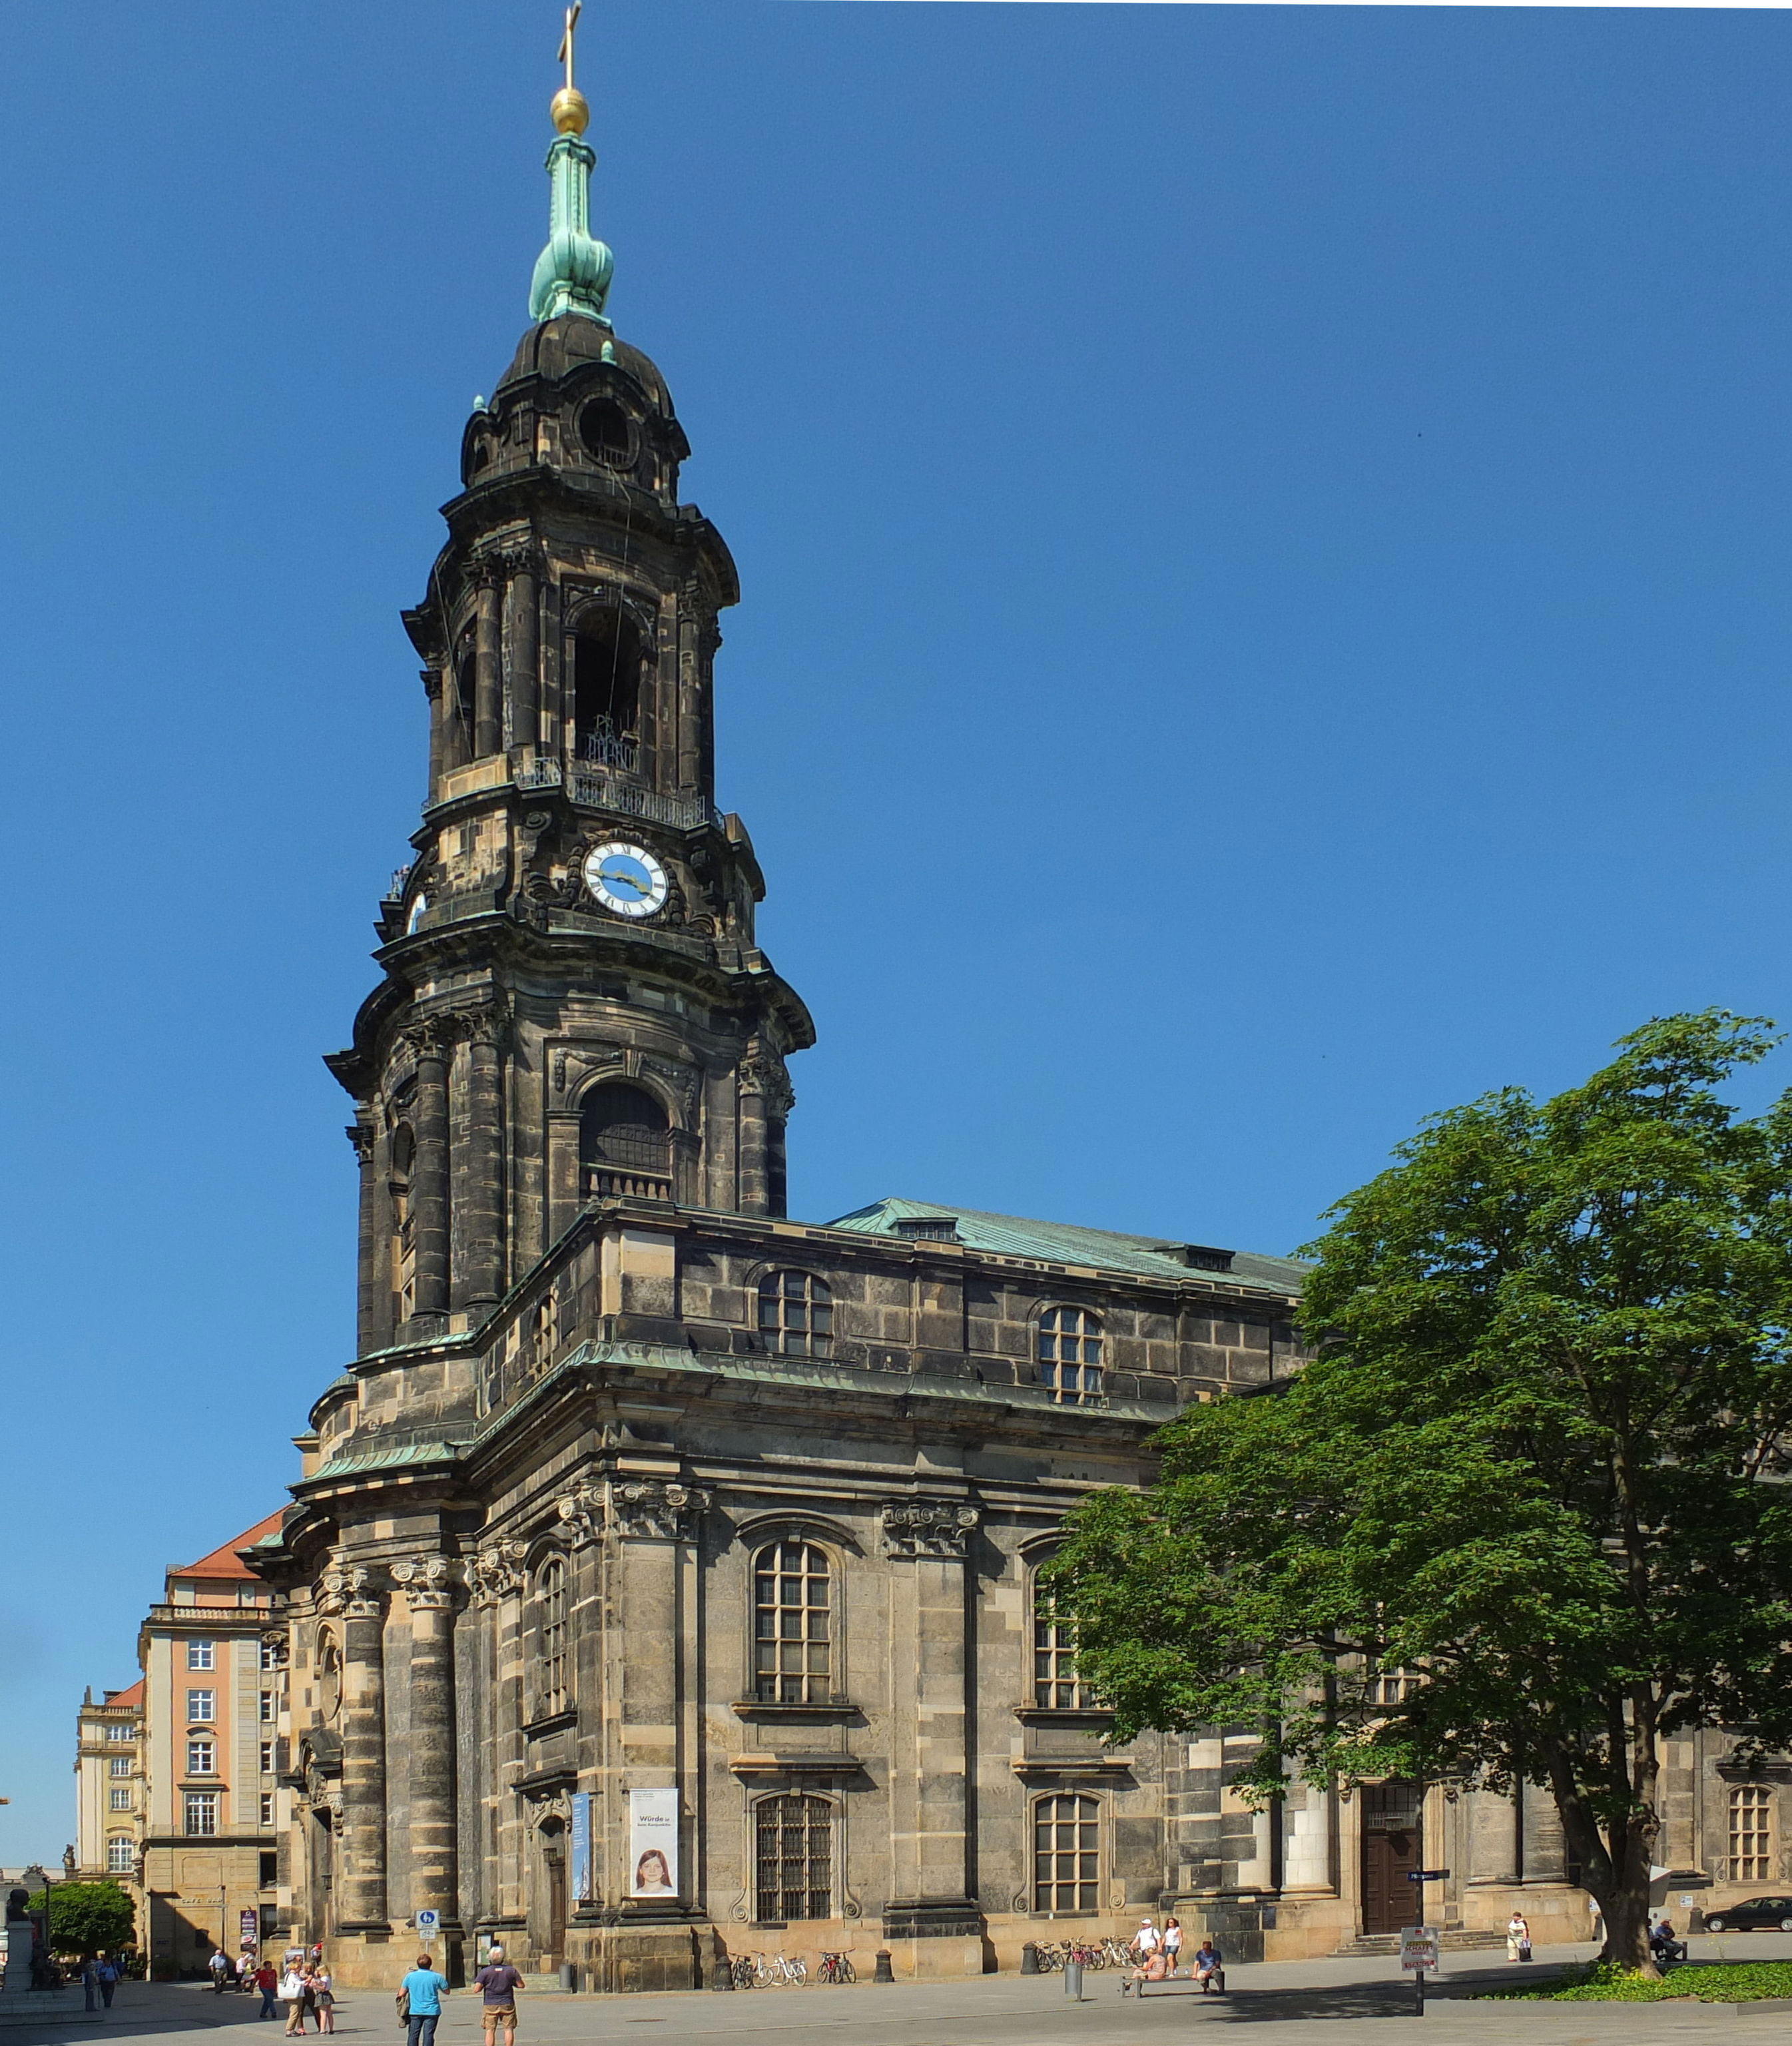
579;1082;672;1201
573;610;644;775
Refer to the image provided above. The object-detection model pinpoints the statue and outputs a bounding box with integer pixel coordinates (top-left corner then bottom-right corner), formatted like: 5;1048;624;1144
4;1891;26;1925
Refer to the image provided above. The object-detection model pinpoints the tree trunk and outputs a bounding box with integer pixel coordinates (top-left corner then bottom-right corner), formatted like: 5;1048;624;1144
1548;1761;1662;1977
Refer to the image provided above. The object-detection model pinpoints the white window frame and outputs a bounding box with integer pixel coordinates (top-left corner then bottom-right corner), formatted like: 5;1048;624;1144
109;1787;132;1812
259;1793;275;1827
187;1640;215;1670
108;1756;131;1778
186;1738;216;1776
184;1792;218;1837
186;1689;216;1724
106;1838;135;1874
259;1690;276;1723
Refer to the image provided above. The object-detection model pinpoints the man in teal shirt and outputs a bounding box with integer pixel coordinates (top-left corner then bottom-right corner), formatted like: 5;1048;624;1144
400;1954;449;2046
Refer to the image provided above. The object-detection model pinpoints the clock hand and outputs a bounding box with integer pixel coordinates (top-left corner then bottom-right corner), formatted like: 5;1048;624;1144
599;865;649;894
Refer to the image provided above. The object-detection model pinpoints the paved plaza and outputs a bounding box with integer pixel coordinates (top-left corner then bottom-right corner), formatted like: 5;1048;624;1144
4;1938;1791;2046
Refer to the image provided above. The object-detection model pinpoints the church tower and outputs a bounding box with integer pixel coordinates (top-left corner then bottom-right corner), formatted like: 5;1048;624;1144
327;54;812;1356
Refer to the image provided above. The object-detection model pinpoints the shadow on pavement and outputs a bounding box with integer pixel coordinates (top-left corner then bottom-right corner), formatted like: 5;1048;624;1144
1172;1983;1421;2022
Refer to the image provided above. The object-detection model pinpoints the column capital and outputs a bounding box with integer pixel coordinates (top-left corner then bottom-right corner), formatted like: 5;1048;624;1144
880;1498;980;1559
467;1538;529;1605
317;1560;385;1618
392;1552;461;1610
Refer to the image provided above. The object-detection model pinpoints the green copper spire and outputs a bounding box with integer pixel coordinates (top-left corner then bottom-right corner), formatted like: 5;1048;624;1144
529;5;614;326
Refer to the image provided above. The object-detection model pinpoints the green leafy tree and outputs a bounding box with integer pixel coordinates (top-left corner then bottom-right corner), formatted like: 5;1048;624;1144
27;1882;136;1958
1048;1012;1792;1975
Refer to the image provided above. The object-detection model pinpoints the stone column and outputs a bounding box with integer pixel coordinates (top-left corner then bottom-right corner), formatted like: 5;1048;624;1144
394;1556;462;1938
410;1024;451;1317
880;1499;984;1970
332;1569;390;1930
736;1046;790;1219
424;668;446;797
349;1120;379;1359
507;555;539;754
453;1011;505;1311
474;565;503;760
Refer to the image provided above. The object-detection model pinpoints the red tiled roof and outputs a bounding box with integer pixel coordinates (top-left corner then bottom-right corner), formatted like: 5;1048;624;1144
103;1680;145;1710
175;1510;286;1580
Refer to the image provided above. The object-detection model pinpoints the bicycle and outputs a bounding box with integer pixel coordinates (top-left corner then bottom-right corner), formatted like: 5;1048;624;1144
729;1955;757;1989
818;1953;856;1985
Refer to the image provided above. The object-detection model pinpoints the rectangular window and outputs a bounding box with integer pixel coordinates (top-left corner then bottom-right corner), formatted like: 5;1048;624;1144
259;1794;275;1827
754;1794;832;1921
186;1690;215;1723
184;1792;218;1837
1033;1602;1094;1710
109;1788;132;1812
187;1739;215;1776
260;1741;275;1774
259;1691;276;1723
259;1640;280;1670
109;1756;131;1778
187;1640;215;1670
1731;1784;1774;1882
107;1839;135;1874
104;1724;134;1742
1034;1793;1099;1913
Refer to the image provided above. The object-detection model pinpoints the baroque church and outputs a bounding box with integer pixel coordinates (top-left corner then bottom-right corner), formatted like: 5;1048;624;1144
248;31;1691;1994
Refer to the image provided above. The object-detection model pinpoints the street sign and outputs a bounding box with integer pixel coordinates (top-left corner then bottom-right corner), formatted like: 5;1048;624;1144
1406;1869;1450;1883
1400;1927;1440;1972
416;1909;440;1936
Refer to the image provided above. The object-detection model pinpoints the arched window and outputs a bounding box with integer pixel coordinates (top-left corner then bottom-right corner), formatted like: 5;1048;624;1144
390;1124;416;1324
579;397;633;468
579;1083;671;1199
753;1540;830;1703
1032;1574;1094;1710
758;1271;832;1359
754;1794;832;1921
1033;1793;1099;1914
573;609;643;773
536;1556;569;1720
1038;1307;1103;1405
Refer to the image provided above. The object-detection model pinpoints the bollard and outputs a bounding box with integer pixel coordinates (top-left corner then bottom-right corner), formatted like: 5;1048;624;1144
1064;1959;1084;2001
711;1954;735;1990
1020;1941;1040;1977
559;1961;577;1992
873;1949;895;1984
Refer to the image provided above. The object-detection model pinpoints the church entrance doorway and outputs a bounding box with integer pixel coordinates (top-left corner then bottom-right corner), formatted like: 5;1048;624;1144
1359;1782;1422;1935
539;1820;568;1965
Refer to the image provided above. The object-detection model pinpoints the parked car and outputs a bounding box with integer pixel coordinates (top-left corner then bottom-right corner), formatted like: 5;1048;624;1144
1701;1897;1792;1933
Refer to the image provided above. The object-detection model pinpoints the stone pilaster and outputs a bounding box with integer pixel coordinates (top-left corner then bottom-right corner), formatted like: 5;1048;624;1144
321;1564;390;1932
473;562;503;759
348;1119;378;1359
505;551;540;753
393;1554;463;1945
880;1499;984;1967
453;1008;506;1311
408;1022;451;1317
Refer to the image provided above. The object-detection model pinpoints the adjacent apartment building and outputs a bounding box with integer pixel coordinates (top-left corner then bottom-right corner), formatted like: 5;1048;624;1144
76;1513;290;1973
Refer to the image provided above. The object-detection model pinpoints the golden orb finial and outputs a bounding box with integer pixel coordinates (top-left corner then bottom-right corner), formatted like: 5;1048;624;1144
551;85;589;135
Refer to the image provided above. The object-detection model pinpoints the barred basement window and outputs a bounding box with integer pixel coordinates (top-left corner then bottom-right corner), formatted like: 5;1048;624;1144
537;1556;569;1718
758;1271;832;1359
753;1541;830;1703
1038;1307;1103;1404
1034;1793;1099;1913
1731;1784;1774;1882
1033;1587;1094;1710
754;1794;832;1921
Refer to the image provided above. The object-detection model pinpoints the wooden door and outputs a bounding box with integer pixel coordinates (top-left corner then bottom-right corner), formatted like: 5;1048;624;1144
1360;1781;1422;1935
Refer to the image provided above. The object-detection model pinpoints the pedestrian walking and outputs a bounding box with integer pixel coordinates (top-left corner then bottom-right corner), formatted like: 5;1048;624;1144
1506;1911;1532;1963
97;1951;119;2009
210;1948;231;1995
1161;1917;1184;1973
473;1943;525;2046
79;1955;99;2013
254;1961;278;2019
312;1961;334;2035
400;1953;449;2046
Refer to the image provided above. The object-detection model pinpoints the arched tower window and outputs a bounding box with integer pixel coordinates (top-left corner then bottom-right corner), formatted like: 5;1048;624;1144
758;1271;832;1359
535;1556;569;1720
573;609;643;773
389;1124;416;1325
579;1083;671;1199
754;1794;832;1921
1033;1793;1099;1913
753;1540;830;1703
1038;1307;1103;1405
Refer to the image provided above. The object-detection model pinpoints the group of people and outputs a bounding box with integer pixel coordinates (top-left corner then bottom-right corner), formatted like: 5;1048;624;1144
400;1946;526;2046
76;1952;123;2011
1118;1915;1226;1995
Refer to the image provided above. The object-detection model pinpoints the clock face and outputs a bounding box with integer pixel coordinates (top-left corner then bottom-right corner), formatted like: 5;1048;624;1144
583;841;669;919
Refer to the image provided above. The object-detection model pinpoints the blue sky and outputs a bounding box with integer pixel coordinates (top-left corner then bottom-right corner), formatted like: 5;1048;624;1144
3;1;1791;1862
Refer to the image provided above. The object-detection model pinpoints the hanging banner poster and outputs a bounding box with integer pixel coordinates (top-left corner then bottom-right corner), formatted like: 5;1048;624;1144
570;1791;594;1903
627;1787;679;1897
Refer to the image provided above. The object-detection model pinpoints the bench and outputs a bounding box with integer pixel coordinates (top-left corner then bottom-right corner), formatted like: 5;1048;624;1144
1134;1969;1225;1997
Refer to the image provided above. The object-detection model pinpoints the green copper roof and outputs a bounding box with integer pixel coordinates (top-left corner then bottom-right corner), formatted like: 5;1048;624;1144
825;1197;1308;1297
529;132;614;326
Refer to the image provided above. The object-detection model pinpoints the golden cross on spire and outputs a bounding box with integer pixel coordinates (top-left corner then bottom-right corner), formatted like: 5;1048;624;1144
559;3;582;93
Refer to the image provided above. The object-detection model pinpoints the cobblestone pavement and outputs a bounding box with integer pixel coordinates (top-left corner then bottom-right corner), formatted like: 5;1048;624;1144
7;1937;1792;2046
